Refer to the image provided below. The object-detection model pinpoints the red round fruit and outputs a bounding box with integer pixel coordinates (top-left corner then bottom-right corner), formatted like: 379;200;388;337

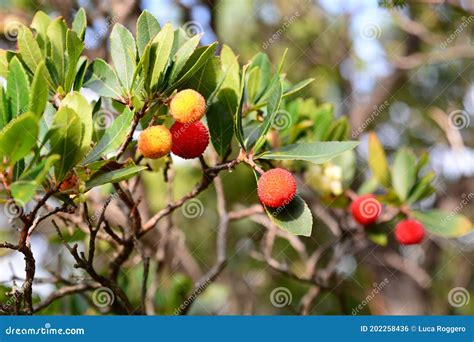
394;219;425;245
257;168;297;208
350;194;382;226
170;121;209;159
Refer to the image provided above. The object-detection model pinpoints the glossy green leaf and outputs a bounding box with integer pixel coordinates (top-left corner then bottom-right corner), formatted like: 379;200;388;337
83;59;122;98
257;141;359;164
60;92;93;153
47;18;68;86
169;34;202;84
65;30;84;92
0;87;10;128
21;154;60;183
391;148;417;201
407;171;436;204
29;62;48;116
30;11;51;54
110;23;136;91
136;10;160;57
0;112;39;164
170;43;218;90
6;57;30;117
411;210;473;238
50;107;84;180
147;23;174;91
266;195;313;236
206;45;239;157
17;25;43;73
368;132;390;187
0;50;8;78
253;78;282;153
72;8;87;40
81;108;134;164
86;165;147;189
234;63;248;148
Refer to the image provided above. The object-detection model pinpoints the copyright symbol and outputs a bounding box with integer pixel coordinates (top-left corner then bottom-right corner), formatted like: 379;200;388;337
411;325;417;332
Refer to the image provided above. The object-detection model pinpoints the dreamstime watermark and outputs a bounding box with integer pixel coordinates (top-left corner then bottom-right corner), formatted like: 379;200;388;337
182;21;204;38
447;109;470;130
448;287;470;308
88;190;123;224
92;287;115;308
181;198;204;219
2;199;25;220
440;16;473;49
5;323;85;336
262;12;300;50
94;109;115;130
271;110;292;131
270;287;292;308
174;278;211;314
441;192;473;228
351;100;389;137
360;22;382;41
357;197;382;220
352;278;389;315
3;20;24;41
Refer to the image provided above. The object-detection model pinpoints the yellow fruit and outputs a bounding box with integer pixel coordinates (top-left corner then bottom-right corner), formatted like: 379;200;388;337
138;125;172;159
169;89;206;123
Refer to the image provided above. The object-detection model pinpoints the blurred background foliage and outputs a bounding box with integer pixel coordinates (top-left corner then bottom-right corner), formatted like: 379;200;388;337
0;0;473;315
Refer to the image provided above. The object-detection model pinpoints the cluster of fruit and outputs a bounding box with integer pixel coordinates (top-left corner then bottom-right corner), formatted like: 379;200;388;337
256;170;424;246
351;194;425;245
138;89;210;160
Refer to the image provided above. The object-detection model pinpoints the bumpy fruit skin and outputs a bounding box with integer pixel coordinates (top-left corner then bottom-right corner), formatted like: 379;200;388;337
170;121;209;159
350;194;382;226
395;219;425;245
169;89;206;123
138;125;172;159
257;168;297;208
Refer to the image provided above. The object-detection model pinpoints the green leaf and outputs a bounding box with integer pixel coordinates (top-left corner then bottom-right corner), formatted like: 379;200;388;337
6;57;30;117
169;43;218;90
65;30;84;92
0;50;8;78
50;107;84;180
86;165;147;190
234;64;248;148
29;62;48;116
411;210;473;238
169;34;202;84
407;171;436;204
206;45;240;157
73;57;88;91
257;141;359;164
282;78;314;99
83;59;122;99
391;148;417;201
0;112;39;164
21;154;60;183
47;18;68;86
31;11;51;54
266;195;313;236
110;23;136;92
0;87;10;128
136;10;160;57
72;8;87;40
368;132;390;187
17;25;43;74
81;108;134;164
10;181;38;204
146;23;174;91
60;92;93;153
253;78;283;153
